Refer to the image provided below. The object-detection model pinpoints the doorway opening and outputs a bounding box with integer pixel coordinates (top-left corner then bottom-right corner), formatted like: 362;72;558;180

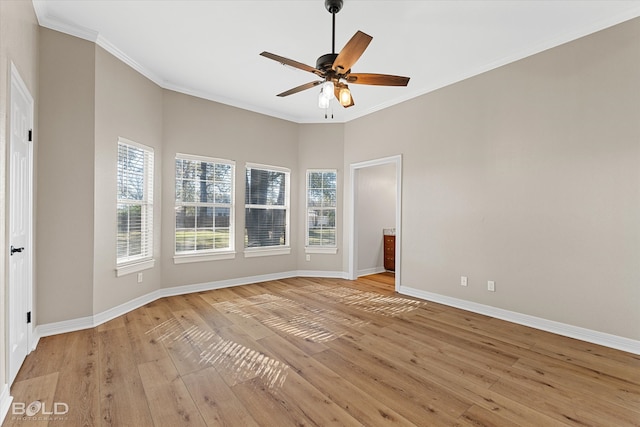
348;155;402;292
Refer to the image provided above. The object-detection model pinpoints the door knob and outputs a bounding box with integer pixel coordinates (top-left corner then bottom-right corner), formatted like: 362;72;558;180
10;246;24;255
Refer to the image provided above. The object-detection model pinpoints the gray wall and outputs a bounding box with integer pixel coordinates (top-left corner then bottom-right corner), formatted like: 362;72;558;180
297;124;344;272
344;18;640;340
37;29;95;323
93;45;164;313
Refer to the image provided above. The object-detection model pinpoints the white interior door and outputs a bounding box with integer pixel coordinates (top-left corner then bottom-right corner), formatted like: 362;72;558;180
8;63;34;385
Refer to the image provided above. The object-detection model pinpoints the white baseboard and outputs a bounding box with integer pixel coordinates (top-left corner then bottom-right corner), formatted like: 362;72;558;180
34;270;347;340
296;270;348;279
399;285;640;355
0;383;13;425
357;266;386;277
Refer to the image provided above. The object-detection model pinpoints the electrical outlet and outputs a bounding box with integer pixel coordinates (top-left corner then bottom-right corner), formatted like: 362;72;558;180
460;276;468;287
306;254;311;262
137;272;143;283
487;280;495;292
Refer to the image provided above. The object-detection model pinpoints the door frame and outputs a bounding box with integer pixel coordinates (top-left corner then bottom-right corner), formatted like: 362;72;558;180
8;62;35;384
348;155;402;292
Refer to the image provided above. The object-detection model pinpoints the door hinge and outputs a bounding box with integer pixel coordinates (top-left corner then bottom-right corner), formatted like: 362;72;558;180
28;129;32;142
27;311;31;324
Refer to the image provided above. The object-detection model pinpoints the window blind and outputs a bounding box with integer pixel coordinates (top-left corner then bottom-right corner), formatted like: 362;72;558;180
175;154;235;254
306;170;337;247
245;164;290;248
117;138;154;264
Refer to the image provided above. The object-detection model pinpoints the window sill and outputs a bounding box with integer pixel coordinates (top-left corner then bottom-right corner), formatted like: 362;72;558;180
305;247;338;254
116;259;155;277
244;247;291;258
173;251;236;264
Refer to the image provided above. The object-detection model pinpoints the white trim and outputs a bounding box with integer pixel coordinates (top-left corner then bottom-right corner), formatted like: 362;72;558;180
357;266;386;278
173;251;235;264
245;162;291;174
244;247;291;258
115;258;155;277
0;384;13;425
176;152;236;166
118;136;153;152
296;270;348;279
399;285;640;356
348;155;402;293
305;247;338;254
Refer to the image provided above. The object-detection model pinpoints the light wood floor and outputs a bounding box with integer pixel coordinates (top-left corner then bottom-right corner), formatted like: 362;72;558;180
4;274;640;426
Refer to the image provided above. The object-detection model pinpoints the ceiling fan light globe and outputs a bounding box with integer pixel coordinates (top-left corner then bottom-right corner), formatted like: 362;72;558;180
320;81;334;100
339;87;352;106
318;94;331;109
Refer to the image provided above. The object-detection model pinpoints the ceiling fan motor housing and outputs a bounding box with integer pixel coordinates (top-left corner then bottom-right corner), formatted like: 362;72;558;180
325;0;343;14
316;53;338;72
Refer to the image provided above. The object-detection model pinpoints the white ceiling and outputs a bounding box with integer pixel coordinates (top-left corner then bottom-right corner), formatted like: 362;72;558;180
33;0;640;124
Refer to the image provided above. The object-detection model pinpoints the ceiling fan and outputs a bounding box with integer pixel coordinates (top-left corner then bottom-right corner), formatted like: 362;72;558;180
260;0;410;111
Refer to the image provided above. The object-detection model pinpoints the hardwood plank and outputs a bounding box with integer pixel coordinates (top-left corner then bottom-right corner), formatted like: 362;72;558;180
455;404;558;427
230;377;314;426
51;329;99;426
258;332;417;426
208;296;275;341
4;373;58;427
274;369;364;426
513;356;640;412
99;327;153;427
123;307;169;365
212;324;289;389
530;338;640;384
12;334;73;382
490;373;640;426
138;358;206;427
97;317;125;332
314;347;468;425
182;367;259;426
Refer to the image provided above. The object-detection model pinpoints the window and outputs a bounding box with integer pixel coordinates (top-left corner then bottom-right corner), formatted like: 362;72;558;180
175;154;235;262
306;170;337;252
117;138;154;270
245;164;290;256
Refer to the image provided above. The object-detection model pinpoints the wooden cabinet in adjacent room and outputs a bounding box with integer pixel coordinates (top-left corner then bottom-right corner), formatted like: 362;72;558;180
383;234;395;271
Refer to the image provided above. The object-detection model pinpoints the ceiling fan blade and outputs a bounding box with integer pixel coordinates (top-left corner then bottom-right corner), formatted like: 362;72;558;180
346;73;410;86
260;51;324;77
332;31;373;74
277;81;323;97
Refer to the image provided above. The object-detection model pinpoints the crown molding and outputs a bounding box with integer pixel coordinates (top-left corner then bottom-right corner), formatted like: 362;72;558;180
29;2;640;124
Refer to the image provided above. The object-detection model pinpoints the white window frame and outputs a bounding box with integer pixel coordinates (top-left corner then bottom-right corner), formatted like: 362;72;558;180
116;137;155;276
244;163;291;258
174;153;236;264
305;169;338;254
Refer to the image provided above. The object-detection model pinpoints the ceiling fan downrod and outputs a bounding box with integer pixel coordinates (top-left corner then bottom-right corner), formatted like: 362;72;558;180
325;0;343;54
